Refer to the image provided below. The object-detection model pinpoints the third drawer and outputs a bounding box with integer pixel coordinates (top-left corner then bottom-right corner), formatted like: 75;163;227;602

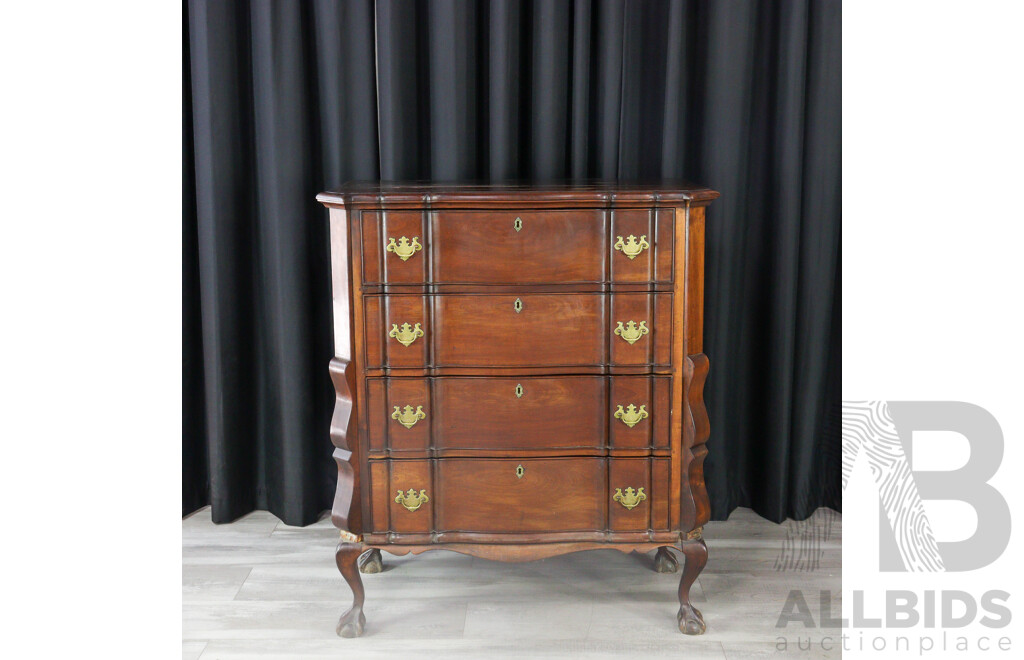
365;375;671;457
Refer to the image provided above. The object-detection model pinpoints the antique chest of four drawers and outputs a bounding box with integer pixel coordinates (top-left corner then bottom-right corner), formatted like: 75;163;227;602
316;181;718;637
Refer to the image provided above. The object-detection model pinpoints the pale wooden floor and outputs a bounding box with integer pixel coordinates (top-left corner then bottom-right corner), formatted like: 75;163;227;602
183;507;841;659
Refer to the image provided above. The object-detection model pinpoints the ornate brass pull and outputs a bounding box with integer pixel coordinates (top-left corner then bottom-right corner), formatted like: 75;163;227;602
389;322;424;347
391;405;426;429
386;236;422;261
614;404;648;428
395;488;429;512
614;320;649;345
613;486;647;510
614;234;649;259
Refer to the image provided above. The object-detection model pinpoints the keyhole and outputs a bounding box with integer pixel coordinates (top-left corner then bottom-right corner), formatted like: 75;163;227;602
516;464;525;479
514;298;523;313
513;217;523;232
515;384;523;398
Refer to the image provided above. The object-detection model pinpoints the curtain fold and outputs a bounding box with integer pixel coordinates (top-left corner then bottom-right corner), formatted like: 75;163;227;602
184;0;841;526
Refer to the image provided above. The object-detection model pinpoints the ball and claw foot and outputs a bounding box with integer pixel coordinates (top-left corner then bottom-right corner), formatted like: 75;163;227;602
677;604;707;635
336;606;366;638
335;541;366;638
677;535;708;635
654;546;679;573
359;548;383;574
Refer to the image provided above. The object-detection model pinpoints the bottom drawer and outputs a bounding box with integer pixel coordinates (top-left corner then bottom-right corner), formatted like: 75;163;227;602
437;458;605;533
369;457;671;538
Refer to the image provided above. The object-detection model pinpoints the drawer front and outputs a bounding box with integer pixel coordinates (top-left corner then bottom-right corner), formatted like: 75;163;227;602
436;458;606;533
433;209;606;284
435;293;604;366
359;208;675;285
365;292;672;370
433;376;605;453
371;457;672;536
364;375;672;456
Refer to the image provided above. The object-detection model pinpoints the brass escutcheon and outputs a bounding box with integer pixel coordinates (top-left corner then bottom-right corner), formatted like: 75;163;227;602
395;488;429;512
614;320;649;345
515;464;525;479
513;217;523;232
514;298;523;313
613;486;647;510
515;383;524;398
386;236;423;261
391;405;426;429
614;403;649;428
389;322;424;347
614;234;650;259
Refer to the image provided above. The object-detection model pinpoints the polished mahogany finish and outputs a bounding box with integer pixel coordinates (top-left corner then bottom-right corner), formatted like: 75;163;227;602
363;374;672;458
319;181;717;637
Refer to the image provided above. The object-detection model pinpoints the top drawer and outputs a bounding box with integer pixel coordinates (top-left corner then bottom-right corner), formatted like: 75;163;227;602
358;208;674;285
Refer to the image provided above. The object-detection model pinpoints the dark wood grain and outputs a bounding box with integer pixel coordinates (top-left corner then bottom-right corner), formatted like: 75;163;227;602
434;293;605;367
430;376;606;452
388;459;433;535
680;353;711;532
432;209;606;283
362;374;672;457
317;179;721;209
366;292;672;370
335;541;366;637
360;207;675;288
368;540;679;563
329;360;358;532
319;181;717;636
327;206;361;535
435;458;606;534
678;536;708;634
608;458;651;532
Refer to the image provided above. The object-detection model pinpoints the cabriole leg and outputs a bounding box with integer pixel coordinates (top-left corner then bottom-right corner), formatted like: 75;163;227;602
335;541;366;638
677;534;708;635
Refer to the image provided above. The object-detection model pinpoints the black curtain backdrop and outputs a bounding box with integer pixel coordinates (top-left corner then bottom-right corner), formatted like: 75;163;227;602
184;0;841;526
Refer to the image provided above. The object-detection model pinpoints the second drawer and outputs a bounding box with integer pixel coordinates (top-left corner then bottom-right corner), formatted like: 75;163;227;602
363;292;673;370
365;375;671;457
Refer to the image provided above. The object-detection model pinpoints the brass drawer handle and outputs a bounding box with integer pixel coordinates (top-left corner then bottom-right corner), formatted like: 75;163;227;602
386;236;422;261
614;320;648;345
391;405;426;429
613;486;647;510
389;322;424;347
395;488;429;512
614;404;648;428
614;234;649;259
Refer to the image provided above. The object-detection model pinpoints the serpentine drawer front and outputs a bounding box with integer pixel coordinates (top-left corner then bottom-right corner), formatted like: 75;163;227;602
363;375;672;457
364;457;673;540
318;181;717;638
359;207;676;285
364;292;672;370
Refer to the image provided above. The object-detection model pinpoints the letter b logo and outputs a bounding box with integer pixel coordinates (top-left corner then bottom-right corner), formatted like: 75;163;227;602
843;401;1010;571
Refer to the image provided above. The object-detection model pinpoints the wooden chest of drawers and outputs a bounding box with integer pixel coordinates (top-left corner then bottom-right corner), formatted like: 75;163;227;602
317;182;718;637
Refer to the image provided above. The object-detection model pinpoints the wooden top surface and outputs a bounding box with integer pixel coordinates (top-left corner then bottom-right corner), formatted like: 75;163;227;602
317;180;719;208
